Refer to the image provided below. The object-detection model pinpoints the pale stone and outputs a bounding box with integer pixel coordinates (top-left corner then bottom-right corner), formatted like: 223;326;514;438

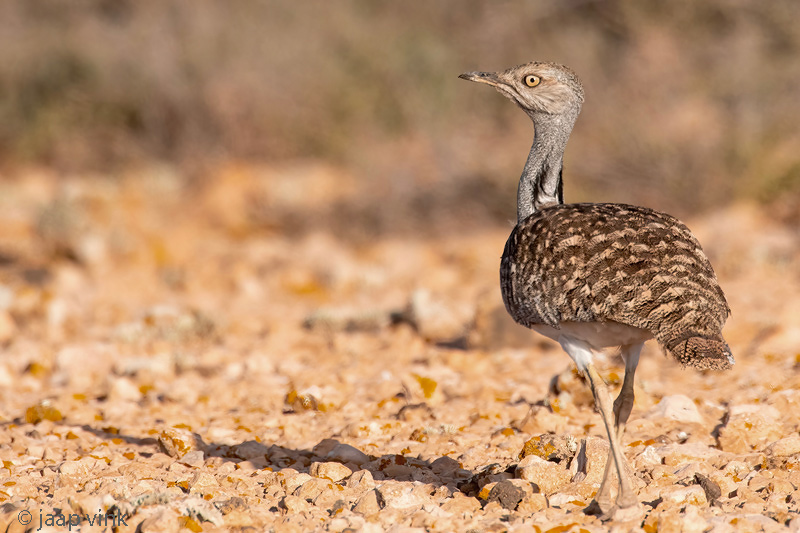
188;471;218;495
376;480;430;510
516;455;572;495
767;390;800;427
63;457;102;479
0;284;11;311
718;404;783;454
767;478;794;496
789;471;800;489
671;461;712;483
482;501;505;515
327;443;371;466
179;450;205;468
519;434;578;463
516;493;548;514
158;428;203;458
765;436;800;457
548;492;586;509
747;473;773;492
634;445;663;469
710;513;784;531
569;436;609;485
659;485;708;507
327;517;350;532
409;506;448;529
0;363;13;388
707;471;738;499
67;493;118;518
312;488;343;511
720;460;750;479
0;311;16;344
742;453;768;470
549;366;594;409
206;427;238;447
765;498;791;527
283;472;313;494
432;485;453;502
655;442;723;466
353;489;381;516
739;500;767;514
262;471;285;489
137;508;182;532
295;477;334;501
439;494;481;515
178;497;226;527
281;495;310;513
346;470;375;494
114;352;175;378
169;461;191;474
27;445;45;459
108;377;143;402
59;460;91;477
519;405;568;435
42;447;62;463
54;344;114;389
679;505;710;533
407;289;469;343
310;461;352;482
645;394;704;424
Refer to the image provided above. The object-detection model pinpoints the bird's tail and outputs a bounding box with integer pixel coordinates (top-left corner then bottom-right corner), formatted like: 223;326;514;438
660;333;734;370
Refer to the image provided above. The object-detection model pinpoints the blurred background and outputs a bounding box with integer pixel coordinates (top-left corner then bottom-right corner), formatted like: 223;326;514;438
1;0;799;239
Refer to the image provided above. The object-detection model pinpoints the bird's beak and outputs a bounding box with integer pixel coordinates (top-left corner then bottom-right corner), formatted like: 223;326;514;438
458;71;503;87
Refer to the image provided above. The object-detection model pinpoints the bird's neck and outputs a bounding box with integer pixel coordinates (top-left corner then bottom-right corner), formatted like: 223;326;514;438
517;118;571;222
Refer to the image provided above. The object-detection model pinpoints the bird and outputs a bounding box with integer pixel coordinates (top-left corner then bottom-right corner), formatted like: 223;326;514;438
459;62;733;520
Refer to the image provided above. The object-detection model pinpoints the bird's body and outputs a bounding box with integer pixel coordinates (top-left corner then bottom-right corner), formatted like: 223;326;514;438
460;61;732;520
502;202;732;370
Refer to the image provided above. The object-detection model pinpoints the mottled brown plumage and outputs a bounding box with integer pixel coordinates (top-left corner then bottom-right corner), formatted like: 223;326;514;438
460;61;733;520
501;202;732;370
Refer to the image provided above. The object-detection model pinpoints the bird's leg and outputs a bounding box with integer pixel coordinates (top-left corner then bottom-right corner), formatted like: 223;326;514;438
583;363;639;514
559;337;640;517
593;343;643;511
614;343;642;439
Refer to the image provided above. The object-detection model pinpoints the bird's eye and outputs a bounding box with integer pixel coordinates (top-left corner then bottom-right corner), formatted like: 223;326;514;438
524;75;541;87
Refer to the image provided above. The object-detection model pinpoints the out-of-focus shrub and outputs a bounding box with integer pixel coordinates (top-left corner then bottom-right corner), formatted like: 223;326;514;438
0;0;798;233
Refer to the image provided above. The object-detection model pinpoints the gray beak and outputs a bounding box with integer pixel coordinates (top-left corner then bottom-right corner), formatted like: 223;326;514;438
458;71;503;87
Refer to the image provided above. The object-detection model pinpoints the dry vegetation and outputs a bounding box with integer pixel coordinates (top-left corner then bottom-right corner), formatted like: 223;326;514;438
2;0;800;227
1;1;800;532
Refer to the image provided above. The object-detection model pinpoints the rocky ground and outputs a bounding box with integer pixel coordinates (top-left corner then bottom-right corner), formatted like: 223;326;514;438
0;165;799;532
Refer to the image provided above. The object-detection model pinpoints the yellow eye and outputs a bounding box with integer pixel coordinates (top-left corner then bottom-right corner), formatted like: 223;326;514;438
524;75;541;87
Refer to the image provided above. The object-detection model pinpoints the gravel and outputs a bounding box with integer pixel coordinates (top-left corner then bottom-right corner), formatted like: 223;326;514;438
0;170;799;531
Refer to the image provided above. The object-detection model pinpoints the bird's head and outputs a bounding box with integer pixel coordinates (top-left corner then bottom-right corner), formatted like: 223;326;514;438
459;62;584;119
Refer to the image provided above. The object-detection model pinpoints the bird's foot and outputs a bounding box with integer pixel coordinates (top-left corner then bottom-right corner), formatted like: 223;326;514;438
583;497;612;516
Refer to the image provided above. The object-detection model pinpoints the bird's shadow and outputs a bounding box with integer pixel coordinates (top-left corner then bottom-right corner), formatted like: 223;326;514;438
14;419;494;498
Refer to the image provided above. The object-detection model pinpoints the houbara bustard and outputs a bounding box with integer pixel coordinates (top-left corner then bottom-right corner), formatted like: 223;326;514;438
459;62;732;520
